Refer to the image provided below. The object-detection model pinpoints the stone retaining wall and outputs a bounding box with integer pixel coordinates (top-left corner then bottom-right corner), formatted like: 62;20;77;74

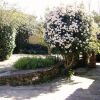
0;63;62;86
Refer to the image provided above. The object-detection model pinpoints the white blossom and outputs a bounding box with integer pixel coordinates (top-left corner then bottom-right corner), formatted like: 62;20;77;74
44;6;93;54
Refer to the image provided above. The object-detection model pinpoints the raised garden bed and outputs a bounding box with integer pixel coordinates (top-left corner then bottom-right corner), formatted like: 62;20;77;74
0;63;62;86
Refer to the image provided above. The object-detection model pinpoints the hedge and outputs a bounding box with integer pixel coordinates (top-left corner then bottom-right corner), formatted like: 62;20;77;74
0;25;16;61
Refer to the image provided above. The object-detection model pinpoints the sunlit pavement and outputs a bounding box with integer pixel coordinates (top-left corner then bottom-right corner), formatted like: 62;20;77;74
0;54;100;100
0;76;95;100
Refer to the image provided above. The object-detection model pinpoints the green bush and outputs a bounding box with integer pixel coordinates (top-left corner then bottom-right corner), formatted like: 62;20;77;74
17;43;48;54
0;25;15;60
14;56;59;70
44;6;98;69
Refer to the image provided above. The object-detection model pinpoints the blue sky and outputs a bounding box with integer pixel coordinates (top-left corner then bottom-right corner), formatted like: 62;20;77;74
1;0;100;19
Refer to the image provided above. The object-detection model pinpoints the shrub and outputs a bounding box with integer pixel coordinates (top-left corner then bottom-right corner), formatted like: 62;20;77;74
14;24;33;53
44;6;97;69
14;56;59;70
0;8;16;60
22;44;48;54
0;25;16;60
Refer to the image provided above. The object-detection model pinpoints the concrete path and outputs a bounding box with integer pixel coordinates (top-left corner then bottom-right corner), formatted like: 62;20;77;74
0;55;100;100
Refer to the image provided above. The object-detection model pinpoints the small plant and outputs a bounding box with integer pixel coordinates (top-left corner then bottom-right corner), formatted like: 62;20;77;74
66;69;74;79
13;56;59;70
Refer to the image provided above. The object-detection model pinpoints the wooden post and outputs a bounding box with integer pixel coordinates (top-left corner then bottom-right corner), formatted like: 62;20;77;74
82;52;89;66
89;52;96;68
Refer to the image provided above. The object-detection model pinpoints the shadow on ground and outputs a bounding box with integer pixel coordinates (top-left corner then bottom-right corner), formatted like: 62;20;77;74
0;76;98;100
65;80;100;100
0;77;70;100
65;64;100;100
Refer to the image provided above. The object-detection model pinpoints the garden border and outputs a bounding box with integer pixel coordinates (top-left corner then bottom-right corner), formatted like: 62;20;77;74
0;62;62;86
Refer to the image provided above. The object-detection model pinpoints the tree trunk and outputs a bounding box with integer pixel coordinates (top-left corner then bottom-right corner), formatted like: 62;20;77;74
63;54;75;69
48;45;51;55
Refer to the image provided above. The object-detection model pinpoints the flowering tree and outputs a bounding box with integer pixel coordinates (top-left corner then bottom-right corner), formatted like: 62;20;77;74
44;6;95;69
